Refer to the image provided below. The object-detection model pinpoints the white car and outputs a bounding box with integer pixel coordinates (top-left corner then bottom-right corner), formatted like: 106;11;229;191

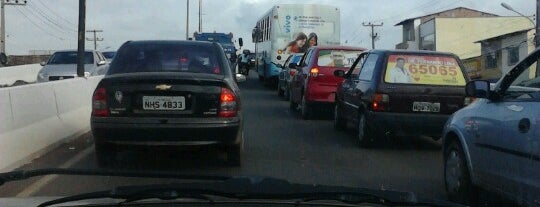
37;50;108;82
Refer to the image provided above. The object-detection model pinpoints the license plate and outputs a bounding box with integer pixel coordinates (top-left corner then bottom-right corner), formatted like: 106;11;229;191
412;102;440;112
142;96;186;110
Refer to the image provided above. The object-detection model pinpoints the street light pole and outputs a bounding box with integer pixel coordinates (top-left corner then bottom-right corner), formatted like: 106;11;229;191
186;0;189;40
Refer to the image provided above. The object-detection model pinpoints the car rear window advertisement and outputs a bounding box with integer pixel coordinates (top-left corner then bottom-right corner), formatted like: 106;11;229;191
317;50;362;68
384;55;466;86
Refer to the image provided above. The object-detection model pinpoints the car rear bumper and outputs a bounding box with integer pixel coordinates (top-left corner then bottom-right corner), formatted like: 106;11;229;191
306;87;337;103
91;116;242;146
366;111;450;137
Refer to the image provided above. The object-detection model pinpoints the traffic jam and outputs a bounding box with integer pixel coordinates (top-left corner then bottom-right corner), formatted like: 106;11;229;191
0;1;538;207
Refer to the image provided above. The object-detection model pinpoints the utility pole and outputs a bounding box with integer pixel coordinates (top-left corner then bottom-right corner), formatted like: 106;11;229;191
186;0;189;40
86;29;103;50
77;0;85;77
198;0;202;32
362;22;383;49
1;0;27;54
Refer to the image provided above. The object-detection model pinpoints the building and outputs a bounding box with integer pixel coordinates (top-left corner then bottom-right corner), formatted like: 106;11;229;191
395;7;532;59
474;28;536;82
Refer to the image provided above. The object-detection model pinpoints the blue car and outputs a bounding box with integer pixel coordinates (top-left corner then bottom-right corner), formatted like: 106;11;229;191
442;48;540;206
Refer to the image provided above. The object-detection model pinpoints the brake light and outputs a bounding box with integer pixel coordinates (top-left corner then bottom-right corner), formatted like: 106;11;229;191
310;67;319;77
92;87;109;117
372;93;389;112
219;87;237;117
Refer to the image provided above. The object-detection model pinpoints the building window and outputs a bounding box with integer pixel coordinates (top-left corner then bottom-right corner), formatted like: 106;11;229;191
485;53;498;69
507;46;519;66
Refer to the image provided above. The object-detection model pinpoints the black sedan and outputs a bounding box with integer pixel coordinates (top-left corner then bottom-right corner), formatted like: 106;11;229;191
91;40;245;167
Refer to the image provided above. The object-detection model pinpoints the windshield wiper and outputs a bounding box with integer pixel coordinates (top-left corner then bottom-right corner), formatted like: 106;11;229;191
0;168;230;186
35;175;462;207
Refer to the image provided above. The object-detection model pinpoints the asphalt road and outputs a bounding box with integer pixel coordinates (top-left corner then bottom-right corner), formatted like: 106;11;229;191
0;72;447;201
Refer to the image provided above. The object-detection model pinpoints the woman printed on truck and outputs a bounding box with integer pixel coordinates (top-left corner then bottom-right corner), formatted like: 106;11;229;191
284;32;307;54
305;33;318;50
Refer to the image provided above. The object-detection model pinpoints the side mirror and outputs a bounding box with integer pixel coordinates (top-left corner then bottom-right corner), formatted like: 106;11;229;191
288;63;297;69
239;38;243;47
97;60;107;66
235;73;246;83
334;70;345;77
40;61;47;66
465;80;490;98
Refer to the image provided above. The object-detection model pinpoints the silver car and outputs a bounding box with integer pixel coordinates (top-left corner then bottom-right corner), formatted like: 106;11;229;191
443;48;540;206
37;50;108;82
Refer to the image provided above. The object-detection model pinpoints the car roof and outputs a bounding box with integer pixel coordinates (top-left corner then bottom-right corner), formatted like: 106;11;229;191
368;49;458;56
54;50;95;53
125;40;216;47
311;45;367;51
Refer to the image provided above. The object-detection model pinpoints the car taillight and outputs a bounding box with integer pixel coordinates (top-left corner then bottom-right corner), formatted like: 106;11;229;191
372;93;389;112
219;87;237;117
464;97;475;105
92;87;109;117
310;67;319;77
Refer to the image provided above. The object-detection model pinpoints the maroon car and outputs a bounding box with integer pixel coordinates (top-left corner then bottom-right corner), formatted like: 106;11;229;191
333;50;471;147
289;46;366;119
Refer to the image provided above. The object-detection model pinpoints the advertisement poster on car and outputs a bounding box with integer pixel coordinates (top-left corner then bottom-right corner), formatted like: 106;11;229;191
385;55;466;86
317;50;362;67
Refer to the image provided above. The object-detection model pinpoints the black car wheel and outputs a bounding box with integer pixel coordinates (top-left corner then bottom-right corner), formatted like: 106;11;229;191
445;141;479;205
334;103;346;131
226;144;241;167
95;143;117;168
301;95;311;120
357;113;375;148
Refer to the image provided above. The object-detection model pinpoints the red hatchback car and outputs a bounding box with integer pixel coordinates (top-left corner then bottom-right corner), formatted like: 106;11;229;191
290;46;366;119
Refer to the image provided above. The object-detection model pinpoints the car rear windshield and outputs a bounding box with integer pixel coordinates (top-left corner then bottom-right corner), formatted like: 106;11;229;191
384;54;466;86
48;52;94;64
108;44;224;75
317;50;363;68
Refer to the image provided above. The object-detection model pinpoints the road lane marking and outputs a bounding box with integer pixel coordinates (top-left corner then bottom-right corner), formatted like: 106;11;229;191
16;146;93;197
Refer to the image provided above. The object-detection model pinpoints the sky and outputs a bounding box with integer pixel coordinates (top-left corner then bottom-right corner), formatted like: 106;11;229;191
4;0;536;55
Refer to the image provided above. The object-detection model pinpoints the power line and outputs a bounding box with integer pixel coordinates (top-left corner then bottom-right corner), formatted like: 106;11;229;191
25;5;77;33
20;6;74;36
34;0;77;27
27;2;77;33
13;6;68;41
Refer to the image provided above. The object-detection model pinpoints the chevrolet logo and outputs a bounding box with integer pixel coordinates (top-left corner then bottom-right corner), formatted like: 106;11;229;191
155;84;172;91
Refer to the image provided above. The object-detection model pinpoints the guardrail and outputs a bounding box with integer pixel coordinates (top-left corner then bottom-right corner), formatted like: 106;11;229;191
0;76;102;171
0;64;42;87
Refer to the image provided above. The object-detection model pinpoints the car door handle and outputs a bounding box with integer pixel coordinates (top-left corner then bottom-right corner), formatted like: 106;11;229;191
518;118;530;133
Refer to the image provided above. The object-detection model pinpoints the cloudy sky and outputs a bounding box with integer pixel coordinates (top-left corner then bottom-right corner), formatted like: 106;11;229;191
5;0;535;55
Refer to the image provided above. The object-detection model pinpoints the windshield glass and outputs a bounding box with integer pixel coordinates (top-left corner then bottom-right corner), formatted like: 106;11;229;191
108;43;224;75
384;54;466;85
48;52;94;64
1;1;537;207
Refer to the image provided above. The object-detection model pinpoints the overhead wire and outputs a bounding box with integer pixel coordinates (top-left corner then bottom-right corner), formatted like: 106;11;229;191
26;2;77;33
13;6;68;41
34;0;77;28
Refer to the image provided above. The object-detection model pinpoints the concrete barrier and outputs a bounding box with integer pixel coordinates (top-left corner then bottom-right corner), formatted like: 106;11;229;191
0;76;102;171
0;64;42;86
